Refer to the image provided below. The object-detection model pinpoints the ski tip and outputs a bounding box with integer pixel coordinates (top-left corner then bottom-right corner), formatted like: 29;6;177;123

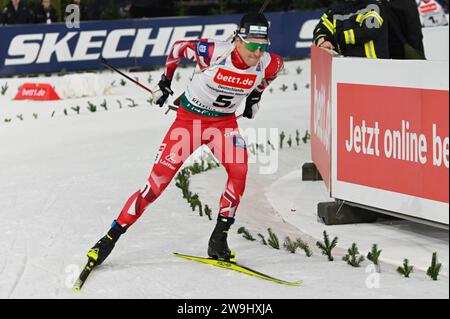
290;280;303;287
273;280;302;287
286;280;303;287
73;281;83;292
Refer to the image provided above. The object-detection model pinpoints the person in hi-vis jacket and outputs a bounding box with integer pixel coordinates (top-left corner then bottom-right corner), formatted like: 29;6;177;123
313;0;390;59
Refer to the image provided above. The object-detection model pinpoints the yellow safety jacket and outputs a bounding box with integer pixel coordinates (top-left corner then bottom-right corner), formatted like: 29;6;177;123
313;0;389;59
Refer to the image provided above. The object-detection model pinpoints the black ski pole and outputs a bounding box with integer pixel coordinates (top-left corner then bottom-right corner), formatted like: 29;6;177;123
100;57;154;95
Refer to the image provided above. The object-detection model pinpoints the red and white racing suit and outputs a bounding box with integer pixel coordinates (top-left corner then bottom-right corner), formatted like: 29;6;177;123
116;38;283;228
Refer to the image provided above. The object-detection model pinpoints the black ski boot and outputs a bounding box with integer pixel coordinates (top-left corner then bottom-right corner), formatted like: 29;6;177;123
208;216;235;261
87;220;126;267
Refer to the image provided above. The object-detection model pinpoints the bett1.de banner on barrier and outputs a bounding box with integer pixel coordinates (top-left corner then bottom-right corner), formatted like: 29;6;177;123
0;11;321;76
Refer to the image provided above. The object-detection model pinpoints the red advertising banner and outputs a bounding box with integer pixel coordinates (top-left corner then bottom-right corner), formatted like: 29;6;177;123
419;1;438;13
337;83;449;203
14;83;60;101
311;46;332;191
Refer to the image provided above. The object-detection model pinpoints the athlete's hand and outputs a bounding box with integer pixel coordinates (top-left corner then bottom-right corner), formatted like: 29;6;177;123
243;90;262;119
152;74;174;107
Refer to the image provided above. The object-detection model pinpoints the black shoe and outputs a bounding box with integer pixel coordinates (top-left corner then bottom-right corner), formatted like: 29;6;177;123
208;216;234;261
87;220;126;267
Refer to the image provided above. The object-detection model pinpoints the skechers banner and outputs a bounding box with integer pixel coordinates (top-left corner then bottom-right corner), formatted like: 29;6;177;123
0;11;321;76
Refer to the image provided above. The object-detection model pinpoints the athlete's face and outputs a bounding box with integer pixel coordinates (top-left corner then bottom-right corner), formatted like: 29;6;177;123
235;36;269;67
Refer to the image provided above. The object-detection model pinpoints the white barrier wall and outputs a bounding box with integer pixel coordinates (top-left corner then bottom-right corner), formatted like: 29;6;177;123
311;47;449;226
422;25;449;61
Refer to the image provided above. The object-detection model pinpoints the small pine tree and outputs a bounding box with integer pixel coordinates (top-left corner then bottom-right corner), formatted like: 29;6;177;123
367;244;382;272
293;83;298;91
280;84;288;92
175;169;191;201
259;144;265;152
279;131;286;149
248;144;256;156
87;102;97;112
182;167;191;179
316;230;338;261
257;233;267;246
283;237;297;253
16;114;23;121
295;130;300;146
1;82;8;95
71;106;81;114
175;177;188;198
51;111;56;118
342;243;365;267
197;202;203;217
126;98;138;108
184;190;192;202
296;66;302;75
267;228;279;249
175;175;184;190
237;227;256;241
296;238;313;257
302;130;310;144
4;118;12;123
120;79;126;86
205;156;216;169
204;204;212;220
189;162;203;175
100;99;108;111
63;109;68;116
175;178;184;192
117;100;122;109
206;156;219;171
33;113;38;119
287;135;292;148
427;252;442;281
397;259;413;278
189;194;202;216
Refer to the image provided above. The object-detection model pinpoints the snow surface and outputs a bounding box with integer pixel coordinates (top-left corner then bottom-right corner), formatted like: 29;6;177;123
0;59;448;299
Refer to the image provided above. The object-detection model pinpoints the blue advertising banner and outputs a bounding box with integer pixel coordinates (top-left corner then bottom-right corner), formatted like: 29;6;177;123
0;11;321;76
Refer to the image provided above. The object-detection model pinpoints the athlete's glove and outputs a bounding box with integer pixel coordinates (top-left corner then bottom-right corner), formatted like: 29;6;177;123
243;90;262;119
152;74;174;107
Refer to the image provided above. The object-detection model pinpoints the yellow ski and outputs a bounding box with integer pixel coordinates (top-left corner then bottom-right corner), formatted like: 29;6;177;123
73;259;96;291
173;252;302;287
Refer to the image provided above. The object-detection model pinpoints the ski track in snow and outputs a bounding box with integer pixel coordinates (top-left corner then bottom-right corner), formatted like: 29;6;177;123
8;247;27;298
0;60;448;298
